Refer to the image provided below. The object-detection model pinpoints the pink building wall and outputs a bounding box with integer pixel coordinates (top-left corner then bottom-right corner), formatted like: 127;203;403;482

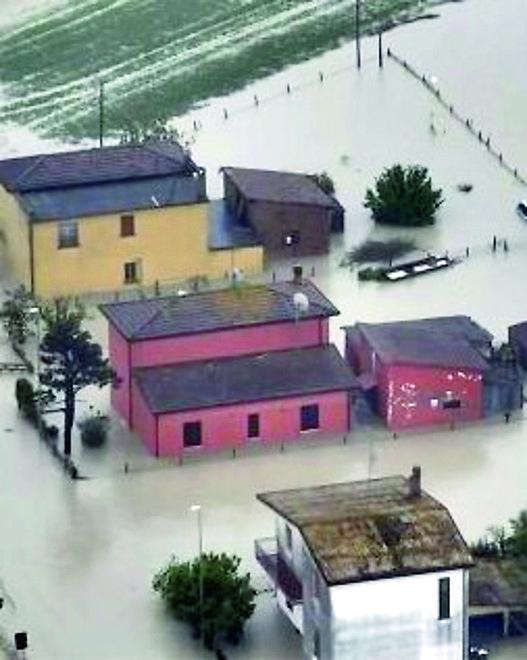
109;317;329;425
381;364;483;431
133;389;351;457
130;379;157;455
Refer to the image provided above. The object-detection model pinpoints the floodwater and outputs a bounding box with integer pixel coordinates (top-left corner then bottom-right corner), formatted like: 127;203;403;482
1;0;527;658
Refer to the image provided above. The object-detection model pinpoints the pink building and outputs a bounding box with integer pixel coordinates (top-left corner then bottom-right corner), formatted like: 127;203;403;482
101;272;356;457
344;317;494;431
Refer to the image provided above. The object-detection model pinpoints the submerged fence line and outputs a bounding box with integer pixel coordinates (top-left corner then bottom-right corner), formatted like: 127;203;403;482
386;49;527;186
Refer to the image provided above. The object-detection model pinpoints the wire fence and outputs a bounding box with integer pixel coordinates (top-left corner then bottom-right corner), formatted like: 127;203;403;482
386;49;527;187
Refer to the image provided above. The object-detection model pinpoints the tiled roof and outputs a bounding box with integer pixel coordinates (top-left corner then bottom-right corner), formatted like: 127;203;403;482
19;174;206;221
100;279;339;340
208;199;261;250
0;141;199;193
134;344;357;414
222;167;336;207
258;475;473;585
345;316;492;371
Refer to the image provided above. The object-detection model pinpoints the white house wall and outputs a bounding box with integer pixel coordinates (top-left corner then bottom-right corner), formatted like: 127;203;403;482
328;568;467;660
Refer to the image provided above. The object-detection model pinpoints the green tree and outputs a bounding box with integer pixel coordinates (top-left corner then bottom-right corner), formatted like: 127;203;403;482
2;285;35;345
310;171;335;195
39;300;114;456
153;552;256;651
365;164;444;227
509;510;527;558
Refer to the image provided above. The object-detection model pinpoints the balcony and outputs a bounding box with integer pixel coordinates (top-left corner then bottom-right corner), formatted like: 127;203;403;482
255;537;303;604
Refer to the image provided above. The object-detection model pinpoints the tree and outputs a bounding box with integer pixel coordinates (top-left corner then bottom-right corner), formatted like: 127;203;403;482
39;299;114;456
153;552;256;651
509;510;527;558
364;164;444;227
2;285;34;345
309;171;335;195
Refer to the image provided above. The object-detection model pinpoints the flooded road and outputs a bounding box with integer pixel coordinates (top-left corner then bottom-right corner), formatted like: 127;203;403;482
1;0;527;658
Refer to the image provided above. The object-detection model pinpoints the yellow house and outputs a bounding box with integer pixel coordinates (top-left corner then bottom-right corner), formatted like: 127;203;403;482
0;141;262;298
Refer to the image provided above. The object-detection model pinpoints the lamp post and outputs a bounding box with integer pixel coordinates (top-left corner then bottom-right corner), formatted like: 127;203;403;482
190;504;204;641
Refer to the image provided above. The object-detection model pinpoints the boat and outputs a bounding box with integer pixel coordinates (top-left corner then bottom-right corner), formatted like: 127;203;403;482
382;254;456;282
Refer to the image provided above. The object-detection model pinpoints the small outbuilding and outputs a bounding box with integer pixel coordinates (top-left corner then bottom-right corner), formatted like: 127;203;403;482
344;316;522;431
222;166;344;256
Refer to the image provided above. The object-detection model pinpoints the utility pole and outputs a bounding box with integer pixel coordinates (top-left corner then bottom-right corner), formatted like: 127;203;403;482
378;30;384;68
355;0;362;69
98;78;105;148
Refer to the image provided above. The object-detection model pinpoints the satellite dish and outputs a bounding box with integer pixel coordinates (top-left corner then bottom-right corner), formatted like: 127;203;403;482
176;289;188;297
231;267;244;283
293;292;310;314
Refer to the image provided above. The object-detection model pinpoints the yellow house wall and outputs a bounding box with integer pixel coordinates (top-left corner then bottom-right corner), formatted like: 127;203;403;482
208;246;263;280
32;203;263;298
0;186;31;288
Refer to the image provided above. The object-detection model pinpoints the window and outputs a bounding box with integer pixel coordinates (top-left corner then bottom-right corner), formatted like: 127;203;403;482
58;220;79;248
313;629;321;659
120;214;135;237
123;260;141;284
300;404;319;431
285;524;293;551
283;230;300;246
443;399;461;410
247;413;260;439
438;577;450;620
183;421;202;448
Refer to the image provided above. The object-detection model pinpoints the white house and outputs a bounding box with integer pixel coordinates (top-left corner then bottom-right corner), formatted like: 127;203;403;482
255;467;474;659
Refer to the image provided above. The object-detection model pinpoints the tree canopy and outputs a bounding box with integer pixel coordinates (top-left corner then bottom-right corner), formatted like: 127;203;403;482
309;171;335;195
364;164;444;227
472;510;527;559
153;552;256;651
39;299;114;456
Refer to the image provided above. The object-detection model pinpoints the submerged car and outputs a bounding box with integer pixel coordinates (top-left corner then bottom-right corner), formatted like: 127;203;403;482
517;200;527;220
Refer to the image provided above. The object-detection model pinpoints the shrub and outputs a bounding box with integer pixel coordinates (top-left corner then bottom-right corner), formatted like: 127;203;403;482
365;164;444;227
15;377;40;425
358;267;385;282
153;552;256;650
78;414;109;448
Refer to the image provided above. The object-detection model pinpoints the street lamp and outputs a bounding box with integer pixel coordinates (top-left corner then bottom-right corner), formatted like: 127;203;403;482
190;504;204;641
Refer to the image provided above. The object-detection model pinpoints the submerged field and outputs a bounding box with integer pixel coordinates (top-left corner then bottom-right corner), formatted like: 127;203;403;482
0;0;449;140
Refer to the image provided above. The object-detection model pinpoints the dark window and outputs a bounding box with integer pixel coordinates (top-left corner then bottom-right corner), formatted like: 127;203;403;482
58;221;79;248
283;230;300;246
120;214;135;237
247;413;260;439
124;260;141;284
443;399;462;410
183;421;202;448
300;404;319;431
438;577;450;620
285;524;293;550
314;629;321;659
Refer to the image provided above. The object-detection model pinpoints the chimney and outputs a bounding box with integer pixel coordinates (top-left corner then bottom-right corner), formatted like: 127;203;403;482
292;264;303;284
409;466;421;498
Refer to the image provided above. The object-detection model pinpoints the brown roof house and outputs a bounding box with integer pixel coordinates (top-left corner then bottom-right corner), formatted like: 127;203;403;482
222;167;344;256
255;467;473;659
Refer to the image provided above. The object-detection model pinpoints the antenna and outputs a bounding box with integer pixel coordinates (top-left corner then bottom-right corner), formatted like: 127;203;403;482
293;292;310;322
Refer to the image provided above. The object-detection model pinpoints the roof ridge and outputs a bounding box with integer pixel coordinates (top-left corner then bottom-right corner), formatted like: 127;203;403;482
13;153;49;189
269;280;335;317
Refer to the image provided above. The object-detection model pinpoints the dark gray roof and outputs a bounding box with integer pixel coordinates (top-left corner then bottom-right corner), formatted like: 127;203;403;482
470;558;527;608
258;475;473;585
134;344;356;414
101;279;339;341
19;174;206;221
509;322;527;346
345;316;492;371
222;167;336;208
208;199;261;250
0;141;199;193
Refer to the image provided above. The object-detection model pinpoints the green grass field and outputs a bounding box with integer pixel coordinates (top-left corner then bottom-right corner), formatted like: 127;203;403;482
0;0;448;139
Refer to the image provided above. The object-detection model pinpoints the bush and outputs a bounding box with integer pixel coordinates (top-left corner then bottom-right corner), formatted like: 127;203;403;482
153;552;256;650
78;414;109;448
365;164;444;227
15;377;40;424
358;267;385;281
